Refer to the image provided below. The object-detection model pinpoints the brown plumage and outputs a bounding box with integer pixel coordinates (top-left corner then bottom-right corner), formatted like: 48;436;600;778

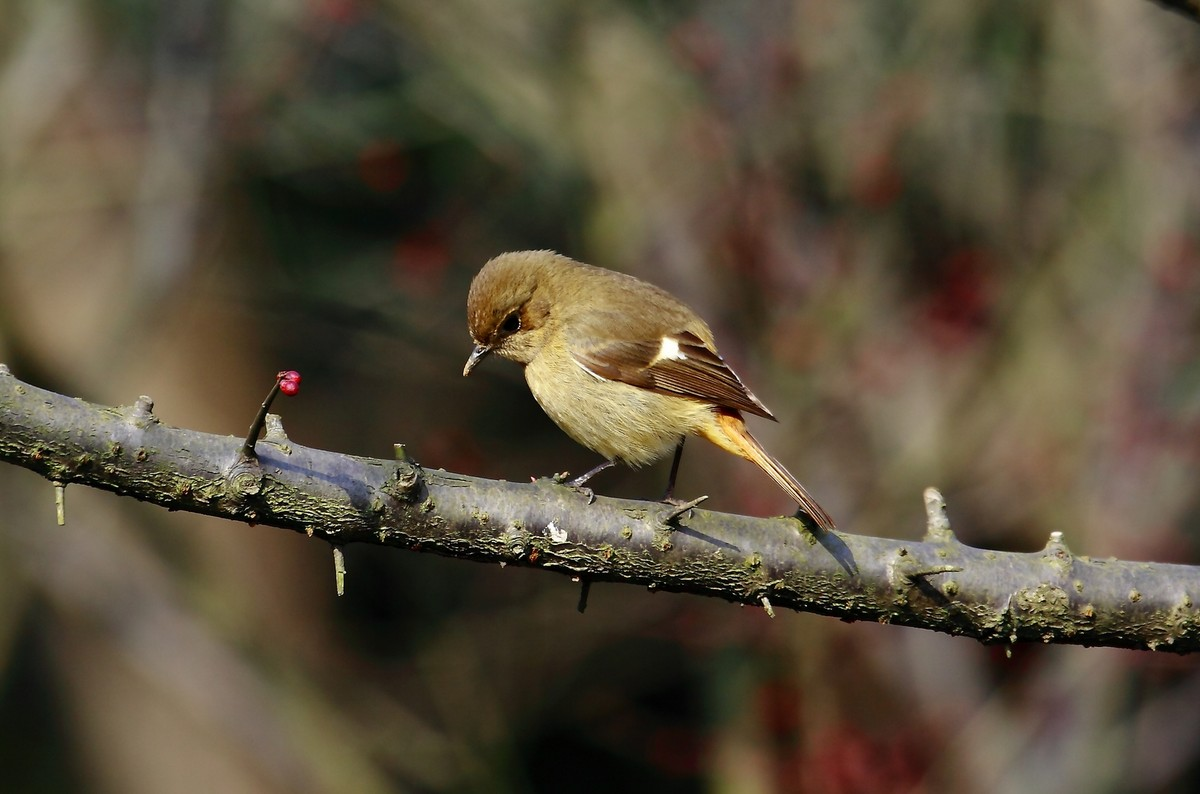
463;250;835;531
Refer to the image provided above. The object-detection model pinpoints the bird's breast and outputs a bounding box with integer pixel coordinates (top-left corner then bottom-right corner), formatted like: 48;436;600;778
524;347;711;467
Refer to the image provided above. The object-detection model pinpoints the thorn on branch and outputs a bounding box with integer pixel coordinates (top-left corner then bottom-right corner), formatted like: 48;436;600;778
889;548;961;605
1042;530;1074;575
904;565;964;582
241;370;301;460
263;414;289;445
1043;530;1071;553
54;482;66;526
333;546;346;596
760;595;776;618
661;495;708;527
132;395;156;419
577;578;591;613
1001;594;1018;645
922;487;957;543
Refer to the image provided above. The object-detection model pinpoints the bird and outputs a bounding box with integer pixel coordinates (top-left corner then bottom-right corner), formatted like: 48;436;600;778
462;250;835;531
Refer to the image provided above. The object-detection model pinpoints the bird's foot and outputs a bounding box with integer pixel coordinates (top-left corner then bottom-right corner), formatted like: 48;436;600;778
660;495;708;527
548;471;597;505
550;460;615;505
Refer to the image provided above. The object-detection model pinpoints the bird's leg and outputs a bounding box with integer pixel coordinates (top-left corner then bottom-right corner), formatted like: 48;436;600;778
554;459;616;504
660;438;706;508
656;438;709;526
567;459;616;487
660;438;686;502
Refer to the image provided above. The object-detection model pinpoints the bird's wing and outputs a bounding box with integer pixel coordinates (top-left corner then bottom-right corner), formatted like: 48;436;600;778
569;325;776;420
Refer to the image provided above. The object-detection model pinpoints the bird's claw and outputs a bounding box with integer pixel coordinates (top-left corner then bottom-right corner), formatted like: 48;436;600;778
661;495;708;527
571;485;596;505
548;472;596;504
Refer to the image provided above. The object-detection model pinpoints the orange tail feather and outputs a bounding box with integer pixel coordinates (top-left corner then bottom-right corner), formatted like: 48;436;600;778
699;411;836;531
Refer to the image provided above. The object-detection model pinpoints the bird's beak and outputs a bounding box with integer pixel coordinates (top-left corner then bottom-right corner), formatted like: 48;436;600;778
463;344;491;376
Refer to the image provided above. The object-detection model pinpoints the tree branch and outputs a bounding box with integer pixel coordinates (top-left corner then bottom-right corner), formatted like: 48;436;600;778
2;364;1198;653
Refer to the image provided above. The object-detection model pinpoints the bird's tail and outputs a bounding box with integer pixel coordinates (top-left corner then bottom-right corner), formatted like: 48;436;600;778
700;411;836;532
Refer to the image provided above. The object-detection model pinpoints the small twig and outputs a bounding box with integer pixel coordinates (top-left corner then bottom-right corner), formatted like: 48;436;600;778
241;370;301;460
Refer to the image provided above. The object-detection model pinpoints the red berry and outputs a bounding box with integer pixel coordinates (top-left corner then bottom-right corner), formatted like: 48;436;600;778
279;379;300;396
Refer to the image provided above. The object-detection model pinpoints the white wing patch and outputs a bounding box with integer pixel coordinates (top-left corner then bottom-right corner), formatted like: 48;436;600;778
653;336;688;363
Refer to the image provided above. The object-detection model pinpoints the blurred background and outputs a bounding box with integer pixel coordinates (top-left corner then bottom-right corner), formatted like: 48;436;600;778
2;1;1200;791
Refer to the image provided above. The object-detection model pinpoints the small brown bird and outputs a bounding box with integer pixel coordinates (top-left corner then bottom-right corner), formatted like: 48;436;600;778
463;250;835;531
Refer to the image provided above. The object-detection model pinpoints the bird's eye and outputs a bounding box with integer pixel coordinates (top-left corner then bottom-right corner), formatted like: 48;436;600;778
500;311;521;334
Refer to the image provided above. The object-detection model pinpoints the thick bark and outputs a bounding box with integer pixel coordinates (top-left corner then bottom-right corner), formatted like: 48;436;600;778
2;363;1198;652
